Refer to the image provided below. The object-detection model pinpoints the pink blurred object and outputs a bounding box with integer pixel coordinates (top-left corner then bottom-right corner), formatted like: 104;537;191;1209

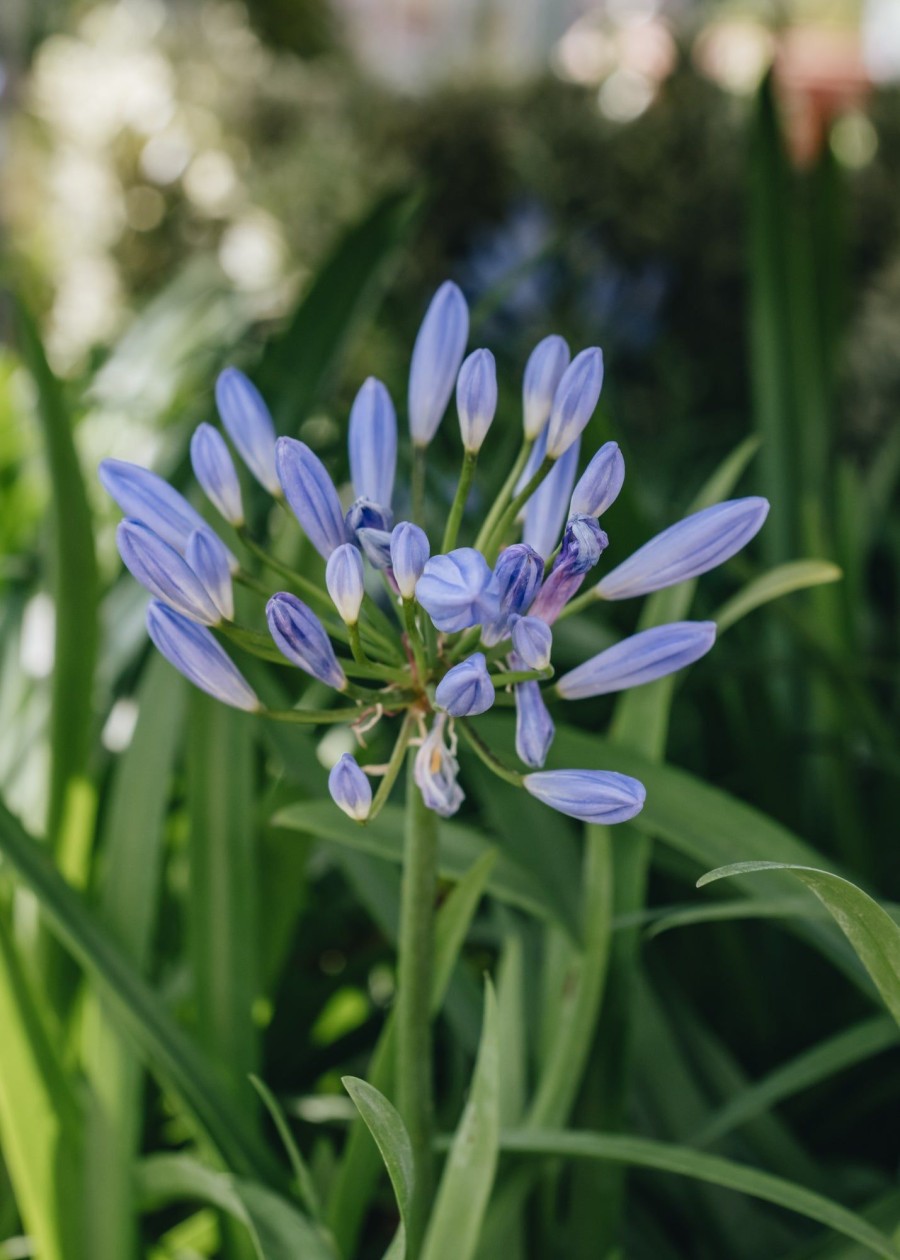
774;26;871;167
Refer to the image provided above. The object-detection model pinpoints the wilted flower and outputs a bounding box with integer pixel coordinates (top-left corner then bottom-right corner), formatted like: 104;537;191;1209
103;280;769;826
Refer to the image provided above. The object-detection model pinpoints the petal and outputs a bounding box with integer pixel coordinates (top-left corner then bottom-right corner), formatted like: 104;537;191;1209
349;377;397;508
215;368;281;495
117;520;221;625
408;281;469;445
523;769;645;824
557;621;717;699
147;601;259;711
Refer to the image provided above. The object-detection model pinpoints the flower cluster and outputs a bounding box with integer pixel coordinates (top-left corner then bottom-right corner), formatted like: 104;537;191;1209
100;281;769;827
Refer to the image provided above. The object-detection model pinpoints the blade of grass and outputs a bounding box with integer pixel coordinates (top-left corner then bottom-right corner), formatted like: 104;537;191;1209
495;1130;900;1260
0;795;282;1185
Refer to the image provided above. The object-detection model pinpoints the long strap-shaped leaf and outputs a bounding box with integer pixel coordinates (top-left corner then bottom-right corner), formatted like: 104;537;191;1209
0;798;282;1186
497;1130;900;1260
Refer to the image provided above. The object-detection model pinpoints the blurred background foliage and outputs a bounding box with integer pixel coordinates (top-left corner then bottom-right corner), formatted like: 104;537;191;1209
2;0;900;1257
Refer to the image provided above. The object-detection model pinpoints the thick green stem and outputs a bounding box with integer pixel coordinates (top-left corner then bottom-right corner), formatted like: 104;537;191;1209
473;439;533;553
441;450;479;552
396;757;439;1256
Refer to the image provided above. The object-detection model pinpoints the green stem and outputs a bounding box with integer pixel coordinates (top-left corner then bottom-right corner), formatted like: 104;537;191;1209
473;439;533;553
234;569;271;598
263;707;364;725
348;623;368;666
219;623;285;663
483;454;555;562
491;667;553;687
396;756;439;1255
402;599;429;686
456;720;523;786
238;529;331;612
369;713;416;821
441;450;479;552
411;445;427;527
447;626;483;663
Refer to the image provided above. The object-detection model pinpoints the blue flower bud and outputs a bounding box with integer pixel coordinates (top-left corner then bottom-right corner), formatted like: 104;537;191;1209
390;522;430;599
515;680;555;768
408;281;469;446
523;335;571;439
266;592;347;690
99;459;238;569
190;424;244;526
349;377;397;508
328;753;372;822
481;543;544;647
415;548;499;633
147;601;260;711
457;348;497;453
357;527;394;570
186;527;234;622
570;441;625;519
215;368;281;496
523;769;646;824
117;520;222;626
545;348;604;459
523;436;581;561
530;515;608;625
413;714;464;817
275;437;348;560
326;543;365;625
434;652;495;717
510;615;552;671
557;621;716;700
596;498;770;601
345;498;394;538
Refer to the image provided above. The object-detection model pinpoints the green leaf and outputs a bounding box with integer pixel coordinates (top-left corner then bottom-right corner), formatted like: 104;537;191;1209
421;980;500;1260
698;863;900;1027
326;850;495;1257
715;560;842;633
0;796;281;1185
343;1077;414;1253
259;189;420;431
693;1015;898;1147
138;1155;336;1260
273;801;567;930
249;1075;321;1223
14;299;99;868
0;914;84;1260
81;654;186;1260
639;895;826;940
497;1130;900;1259
188;695;259;1104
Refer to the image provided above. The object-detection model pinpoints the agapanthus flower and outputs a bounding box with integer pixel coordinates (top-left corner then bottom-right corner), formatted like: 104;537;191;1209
101;280;769;828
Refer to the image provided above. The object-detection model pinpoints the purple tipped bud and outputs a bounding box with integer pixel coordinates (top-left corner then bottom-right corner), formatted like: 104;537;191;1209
457;348;497;453
545;348;604;459
434;652;495;717
117;520;222;626
326;543;365;625
515;681;555;768
523;436;581;561
147;601;259;712
415;548;499;633
345;498;394;538
481;543;544;647
99;459;238;570
190;424;244;526
523;769;646;825
349;377;397;508
530;515;608;625
390;522;430;599
266;592;346;690
408;281;470;446
357;527;394;570
596;498;770;601
510;615;552;671
186;528;234;622
557;621;716;700
328;754;372;822
275;438;348;560
414;714;464;817
570;441;625;519
523;335;571;440
215;368;281;496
